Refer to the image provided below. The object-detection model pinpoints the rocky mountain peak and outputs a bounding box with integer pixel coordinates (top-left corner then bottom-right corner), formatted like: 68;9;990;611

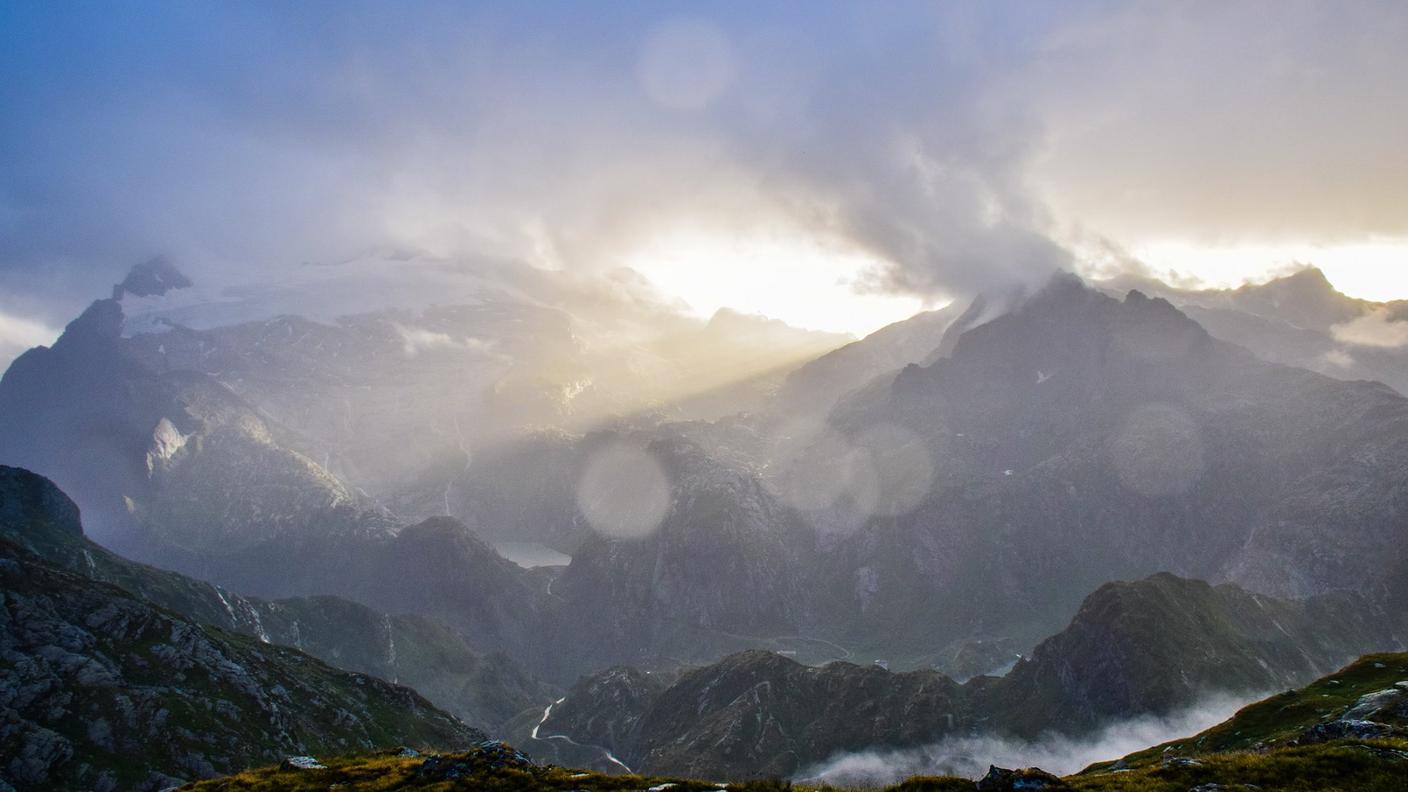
1280;265;1333;289
53;297;125;350
396;515;500;557
114;256;193;299
1232;265;1365;330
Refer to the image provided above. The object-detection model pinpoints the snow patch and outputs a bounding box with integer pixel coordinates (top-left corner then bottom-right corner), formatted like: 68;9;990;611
146;418;189;473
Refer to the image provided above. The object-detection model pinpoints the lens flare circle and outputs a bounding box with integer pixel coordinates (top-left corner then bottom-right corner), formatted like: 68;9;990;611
576;441;671;540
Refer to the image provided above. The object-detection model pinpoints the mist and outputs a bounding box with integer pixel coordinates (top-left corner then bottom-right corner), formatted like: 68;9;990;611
797;693;1255;787
1332;308;1408;349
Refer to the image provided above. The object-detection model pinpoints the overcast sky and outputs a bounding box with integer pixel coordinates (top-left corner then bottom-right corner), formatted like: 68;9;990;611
3;1;1407;362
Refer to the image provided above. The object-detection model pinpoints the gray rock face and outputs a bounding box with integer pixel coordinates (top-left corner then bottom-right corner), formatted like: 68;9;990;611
537;666;671;754
115;258;193;299
0;465;558;734
976;765;1070;791
544;431;818;680
0;292;396;569
0;542;483;790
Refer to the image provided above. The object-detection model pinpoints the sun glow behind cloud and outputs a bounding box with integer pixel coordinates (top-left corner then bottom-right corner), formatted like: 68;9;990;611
1130;238;1408;300
623;228;927;337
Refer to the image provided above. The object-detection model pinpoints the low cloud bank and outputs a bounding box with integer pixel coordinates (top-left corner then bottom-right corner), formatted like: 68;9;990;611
1332;307;1408;348
797;693;1253;787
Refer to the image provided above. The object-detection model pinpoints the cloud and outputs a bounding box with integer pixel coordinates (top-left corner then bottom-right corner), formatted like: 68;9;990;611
1;1;1405;324
1332;308;1408;348
1322;348;1357;368
0;3;1070;316
392;323;496;358
798;692;1253;786
1028;1;1408;244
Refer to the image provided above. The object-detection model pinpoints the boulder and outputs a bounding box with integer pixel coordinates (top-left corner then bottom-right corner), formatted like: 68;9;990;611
279;756;327;771
975;765;1069;791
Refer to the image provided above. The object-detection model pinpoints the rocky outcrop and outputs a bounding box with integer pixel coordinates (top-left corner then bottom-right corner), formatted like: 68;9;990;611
0;465;557;734
0;543;483;790
975;766;1069;791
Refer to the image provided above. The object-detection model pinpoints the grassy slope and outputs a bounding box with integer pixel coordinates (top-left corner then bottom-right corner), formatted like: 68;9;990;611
1089;652;1408;767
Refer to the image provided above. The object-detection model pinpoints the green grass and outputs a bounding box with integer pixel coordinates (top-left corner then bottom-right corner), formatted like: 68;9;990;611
1070;739;1408;792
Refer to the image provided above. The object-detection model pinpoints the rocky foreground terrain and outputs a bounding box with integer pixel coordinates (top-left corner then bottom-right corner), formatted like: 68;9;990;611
0;464;558;735
0;542;483;791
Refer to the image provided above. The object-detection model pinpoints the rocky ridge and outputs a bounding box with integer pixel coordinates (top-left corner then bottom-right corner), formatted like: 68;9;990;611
0;464;556;733
537;572;1400;779
0;543;482;790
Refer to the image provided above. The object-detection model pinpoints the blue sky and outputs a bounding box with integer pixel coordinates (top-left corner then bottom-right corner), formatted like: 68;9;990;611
2;1;1407;358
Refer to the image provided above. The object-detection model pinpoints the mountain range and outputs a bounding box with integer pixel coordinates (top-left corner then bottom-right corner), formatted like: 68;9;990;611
5;261;1408;786
172;652;1408;792
531;571;1399;778
4;462;1400;785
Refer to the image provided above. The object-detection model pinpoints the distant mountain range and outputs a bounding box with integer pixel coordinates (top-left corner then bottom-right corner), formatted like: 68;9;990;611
532;572;1398;778
5;266;1408;685
171;650;1408;791
5;261;1408;786
1099;266;1408;395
